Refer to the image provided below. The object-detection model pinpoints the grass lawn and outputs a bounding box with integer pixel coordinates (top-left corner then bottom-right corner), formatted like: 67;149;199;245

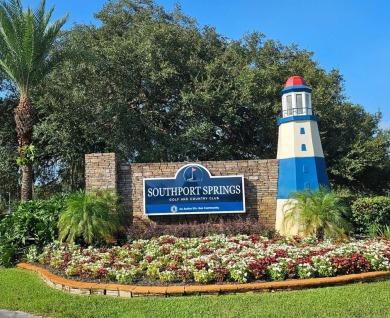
1;268;390;318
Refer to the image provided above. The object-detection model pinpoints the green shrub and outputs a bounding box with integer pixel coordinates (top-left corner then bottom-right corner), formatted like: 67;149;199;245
283;186;352;240
58;190;125;246
126;217;274;242
0;195;66;267
351;196;390;235
0;200;9;215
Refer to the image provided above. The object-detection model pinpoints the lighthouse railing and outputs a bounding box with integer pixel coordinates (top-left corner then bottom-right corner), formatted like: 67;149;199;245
280;107;314;118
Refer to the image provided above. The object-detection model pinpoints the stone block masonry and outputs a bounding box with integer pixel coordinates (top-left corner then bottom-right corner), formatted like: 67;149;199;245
85;153;118;192
85;153;279;229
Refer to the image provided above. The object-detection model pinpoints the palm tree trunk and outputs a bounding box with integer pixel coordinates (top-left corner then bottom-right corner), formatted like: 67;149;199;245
20;165;33;201
14;95;34;202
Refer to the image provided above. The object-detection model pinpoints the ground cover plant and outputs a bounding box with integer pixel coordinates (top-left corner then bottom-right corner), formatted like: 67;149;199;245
34;234;390;285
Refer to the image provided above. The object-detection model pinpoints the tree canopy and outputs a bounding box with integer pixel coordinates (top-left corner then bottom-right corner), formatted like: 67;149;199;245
0;0;388;202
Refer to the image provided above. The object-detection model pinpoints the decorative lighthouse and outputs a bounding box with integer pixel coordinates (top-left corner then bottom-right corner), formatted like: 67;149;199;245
275;76;330;234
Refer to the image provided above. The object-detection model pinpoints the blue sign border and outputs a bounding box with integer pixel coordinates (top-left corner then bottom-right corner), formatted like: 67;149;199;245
143;164;246;215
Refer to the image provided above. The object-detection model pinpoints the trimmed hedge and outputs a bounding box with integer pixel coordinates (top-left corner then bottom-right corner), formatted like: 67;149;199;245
126;218;275;242
351;196;390;234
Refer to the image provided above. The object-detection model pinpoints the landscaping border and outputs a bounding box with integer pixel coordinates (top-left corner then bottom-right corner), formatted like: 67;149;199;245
17;263;390;297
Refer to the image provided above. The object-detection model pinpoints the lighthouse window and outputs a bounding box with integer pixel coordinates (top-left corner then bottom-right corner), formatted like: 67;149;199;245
305;94;310;113
296;94;303;114
300;127;305;134
286;95;292;115
301;144;307;151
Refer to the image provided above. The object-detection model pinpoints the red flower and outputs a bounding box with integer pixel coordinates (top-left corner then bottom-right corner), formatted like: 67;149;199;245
213;266;228;283
248;256;276;280
194;260;208;270
199;246;213;255
158;246;171;255
159;237;176;245
249;234;260;243
97;268;108;277
275;249;288;258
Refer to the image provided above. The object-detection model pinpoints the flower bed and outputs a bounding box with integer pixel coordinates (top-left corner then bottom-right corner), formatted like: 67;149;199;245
35;235;390;285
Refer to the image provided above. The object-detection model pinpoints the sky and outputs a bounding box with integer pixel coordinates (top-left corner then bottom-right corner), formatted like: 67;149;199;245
24;0;390;129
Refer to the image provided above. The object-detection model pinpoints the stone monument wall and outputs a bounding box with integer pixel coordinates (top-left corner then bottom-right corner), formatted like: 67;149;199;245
85;153;279;229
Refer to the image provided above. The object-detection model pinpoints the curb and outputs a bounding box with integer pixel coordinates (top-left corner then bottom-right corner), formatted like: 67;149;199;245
17;263;390;297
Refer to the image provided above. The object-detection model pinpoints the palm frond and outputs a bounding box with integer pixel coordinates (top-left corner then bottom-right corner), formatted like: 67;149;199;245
283;185;352;239
58;190;123;246
0;0;68;96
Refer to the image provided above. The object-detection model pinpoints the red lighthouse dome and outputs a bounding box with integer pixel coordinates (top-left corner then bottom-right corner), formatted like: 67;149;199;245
284;76;308;87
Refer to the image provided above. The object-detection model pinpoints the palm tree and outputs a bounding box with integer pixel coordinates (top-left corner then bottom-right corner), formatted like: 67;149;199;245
0;0;68;201
283;186;352;240
58;191;125;246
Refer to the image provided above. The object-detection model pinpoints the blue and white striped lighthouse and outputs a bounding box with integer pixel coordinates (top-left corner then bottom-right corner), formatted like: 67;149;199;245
275;76;330;234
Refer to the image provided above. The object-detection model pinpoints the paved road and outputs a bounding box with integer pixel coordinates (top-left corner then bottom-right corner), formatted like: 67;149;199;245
0;309;47;318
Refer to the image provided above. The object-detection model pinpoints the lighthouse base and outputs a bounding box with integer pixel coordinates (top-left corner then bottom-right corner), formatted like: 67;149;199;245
277;156;329;200
276;199;300;236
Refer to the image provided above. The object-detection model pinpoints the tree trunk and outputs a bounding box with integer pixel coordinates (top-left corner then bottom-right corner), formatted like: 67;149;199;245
14;95;34;202
21;165;33;201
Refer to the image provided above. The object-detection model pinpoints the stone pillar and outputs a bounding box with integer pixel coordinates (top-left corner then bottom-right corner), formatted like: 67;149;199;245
85;153;118;192
117;163;133;221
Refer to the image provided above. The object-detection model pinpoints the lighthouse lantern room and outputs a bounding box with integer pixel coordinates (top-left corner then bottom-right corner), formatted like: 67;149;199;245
281;76;313;117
